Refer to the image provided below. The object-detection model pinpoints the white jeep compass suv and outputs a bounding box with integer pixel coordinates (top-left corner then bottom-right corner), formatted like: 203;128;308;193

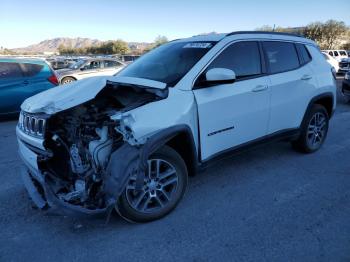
17;32;336;222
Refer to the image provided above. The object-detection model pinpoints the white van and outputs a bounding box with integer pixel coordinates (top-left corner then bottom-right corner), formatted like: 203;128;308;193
322;50;348;62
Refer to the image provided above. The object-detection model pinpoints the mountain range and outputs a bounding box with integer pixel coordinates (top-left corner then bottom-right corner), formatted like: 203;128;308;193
11;37;151;54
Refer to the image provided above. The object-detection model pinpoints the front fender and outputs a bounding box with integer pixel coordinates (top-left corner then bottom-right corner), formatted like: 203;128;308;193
103;125;194;201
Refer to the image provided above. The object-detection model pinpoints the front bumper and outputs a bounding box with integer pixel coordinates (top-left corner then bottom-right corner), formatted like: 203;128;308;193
17;133;112;217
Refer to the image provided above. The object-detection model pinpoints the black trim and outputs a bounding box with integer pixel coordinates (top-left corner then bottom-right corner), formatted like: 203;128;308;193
208;126;234;137
199;128;300;169
226;31;304;38
304;92;335;119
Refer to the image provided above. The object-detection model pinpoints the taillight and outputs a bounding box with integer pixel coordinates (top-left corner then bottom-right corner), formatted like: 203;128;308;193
48;74;59;86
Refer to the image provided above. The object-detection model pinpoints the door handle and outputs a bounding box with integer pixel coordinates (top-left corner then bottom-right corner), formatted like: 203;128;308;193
301;75;312;80
252;85;268;92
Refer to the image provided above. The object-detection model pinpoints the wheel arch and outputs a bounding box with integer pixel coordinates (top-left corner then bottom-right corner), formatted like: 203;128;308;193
165;126;199;177
303;92;334;122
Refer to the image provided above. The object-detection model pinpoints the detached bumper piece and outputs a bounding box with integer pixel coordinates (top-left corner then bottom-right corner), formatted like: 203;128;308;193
21;167;111;217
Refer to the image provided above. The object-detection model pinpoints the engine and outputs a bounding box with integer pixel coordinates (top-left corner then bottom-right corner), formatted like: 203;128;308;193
40;101;123;209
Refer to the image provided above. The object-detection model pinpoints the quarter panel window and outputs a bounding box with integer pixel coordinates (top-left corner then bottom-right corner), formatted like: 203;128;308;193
262;41;299;74
207;41;262;79
0;62;23;79
20;63;44;77
104;60;122;68
296;44;312;65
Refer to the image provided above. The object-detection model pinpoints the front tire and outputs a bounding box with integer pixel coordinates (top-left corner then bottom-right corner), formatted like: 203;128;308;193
292;104;329;153
117;146;188;223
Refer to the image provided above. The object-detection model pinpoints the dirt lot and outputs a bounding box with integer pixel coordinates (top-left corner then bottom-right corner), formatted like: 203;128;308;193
0;78;349;262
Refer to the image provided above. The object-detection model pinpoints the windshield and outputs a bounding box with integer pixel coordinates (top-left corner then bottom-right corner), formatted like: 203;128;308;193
118;41;215;86
69;60;86;69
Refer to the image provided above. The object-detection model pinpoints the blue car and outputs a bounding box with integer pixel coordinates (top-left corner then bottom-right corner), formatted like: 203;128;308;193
0;58;59;116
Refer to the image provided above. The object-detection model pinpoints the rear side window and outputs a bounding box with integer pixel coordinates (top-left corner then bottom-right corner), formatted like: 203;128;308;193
334;51;339;56
208;41;262;79
296;44;312;65
262;41;299;74
19;63;44;77
104;60;122;68
0;62;23;79
329;51;333;56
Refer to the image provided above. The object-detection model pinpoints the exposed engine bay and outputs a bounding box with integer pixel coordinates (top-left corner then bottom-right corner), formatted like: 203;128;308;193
35;81;168;212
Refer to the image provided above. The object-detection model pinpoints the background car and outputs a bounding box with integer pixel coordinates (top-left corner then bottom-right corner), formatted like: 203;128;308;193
322;49;348;62
0;58;59;116
342;71;350;102
338;57;350;74
322;52;340;73
56;58;125;84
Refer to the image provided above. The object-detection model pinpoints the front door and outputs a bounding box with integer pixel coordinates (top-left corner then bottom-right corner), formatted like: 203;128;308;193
193;41;271;161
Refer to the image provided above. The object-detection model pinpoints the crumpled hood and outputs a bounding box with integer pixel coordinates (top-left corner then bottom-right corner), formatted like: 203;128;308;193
21;76;167;114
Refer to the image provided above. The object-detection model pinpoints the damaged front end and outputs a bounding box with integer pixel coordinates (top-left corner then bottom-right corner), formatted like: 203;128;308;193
17;78;170;216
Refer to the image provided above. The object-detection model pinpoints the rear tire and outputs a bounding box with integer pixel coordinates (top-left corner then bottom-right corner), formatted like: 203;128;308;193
61;77;76;84
292;104;329;153
117;146;188;223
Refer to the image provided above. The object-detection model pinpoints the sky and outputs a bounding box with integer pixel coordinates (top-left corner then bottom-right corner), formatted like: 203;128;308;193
0;0;349;48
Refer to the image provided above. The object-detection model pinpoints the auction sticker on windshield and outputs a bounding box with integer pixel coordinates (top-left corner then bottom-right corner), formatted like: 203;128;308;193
183;43;213;48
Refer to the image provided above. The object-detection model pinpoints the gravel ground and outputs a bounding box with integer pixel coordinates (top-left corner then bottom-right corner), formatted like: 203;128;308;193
0;78;349;262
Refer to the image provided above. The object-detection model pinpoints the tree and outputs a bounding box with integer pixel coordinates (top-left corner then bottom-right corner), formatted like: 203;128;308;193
143;36;169;53
154;35;168;47
255;25;274;31
303;20;348;49
342;42;350;50
322;20;347;49
112;40;129;54
303;22;324;43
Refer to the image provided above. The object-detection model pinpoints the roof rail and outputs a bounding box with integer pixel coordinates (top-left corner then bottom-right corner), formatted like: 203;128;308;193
226;31;304;38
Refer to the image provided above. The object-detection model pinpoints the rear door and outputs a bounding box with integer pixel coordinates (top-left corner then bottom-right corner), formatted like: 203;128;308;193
78;60;103;78
193;41;271;160
20;62;53;94
263;41;317;134
102;60;124;75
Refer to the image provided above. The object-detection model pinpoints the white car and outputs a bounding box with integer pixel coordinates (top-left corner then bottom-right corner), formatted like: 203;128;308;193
56;58;125;84
17;32;336;222
322;52;340;73
322;50;348;62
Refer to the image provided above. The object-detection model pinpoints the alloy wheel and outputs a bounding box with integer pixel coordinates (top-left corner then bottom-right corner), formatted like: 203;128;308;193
125;159;179;213
306;112;327;149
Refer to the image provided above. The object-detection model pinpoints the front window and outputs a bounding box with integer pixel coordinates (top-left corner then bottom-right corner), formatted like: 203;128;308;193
207;41;262;79
118;41;215;86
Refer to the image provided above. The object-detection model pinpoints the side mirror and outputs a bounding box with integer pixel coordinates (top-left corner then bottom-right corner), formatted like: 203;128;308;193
205;68;236;84
80;67;85;71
